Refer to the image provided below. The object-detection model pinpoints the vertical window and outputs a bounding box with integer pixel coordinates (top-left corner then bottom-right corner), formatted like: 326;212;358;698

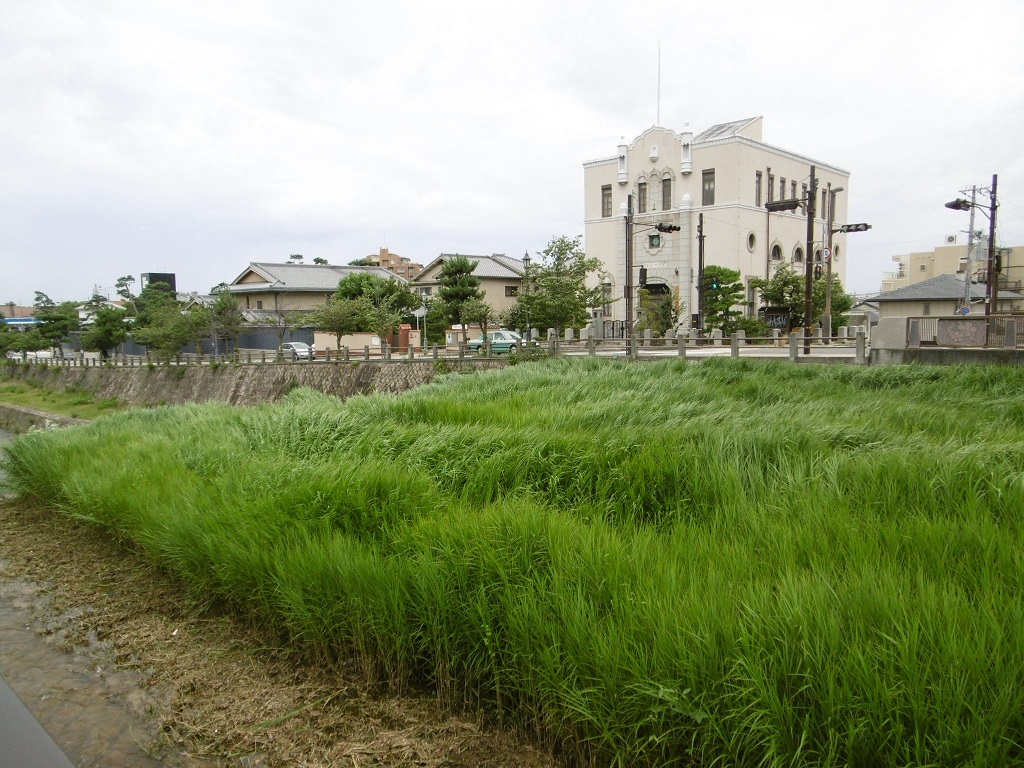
505;285;519;297
755;171;762;207
637;181;647;213
601;185;612;218
802;183;808;204
662;176;672;210
780;177;786;201
821;189;827;218
922;303;931;316
768;174;775;202
256;300;263;309
702;169;715;206
794;247;804;263
790;181;797;199
771;244;782;261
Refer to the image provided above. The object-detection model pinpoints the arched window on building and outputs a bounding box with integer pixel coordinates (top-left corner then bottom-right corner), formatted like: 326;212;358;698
662;175;672;210
794;246;804;263
771;244;782;261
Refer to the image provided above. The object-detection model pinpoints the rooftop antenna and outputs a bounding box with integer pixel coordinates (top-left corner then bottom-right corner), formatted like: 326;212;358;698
657;41;661;125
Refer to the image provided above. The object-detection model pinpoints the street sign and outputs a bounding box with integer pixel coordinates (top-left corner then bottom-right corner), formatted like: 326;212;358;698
822;247;832;261
959;306;970;315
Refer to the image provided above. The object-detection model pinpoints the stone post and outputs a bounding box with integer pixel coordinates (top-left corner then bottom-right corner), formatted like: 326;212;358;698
856;328;867;363
789;331;799;361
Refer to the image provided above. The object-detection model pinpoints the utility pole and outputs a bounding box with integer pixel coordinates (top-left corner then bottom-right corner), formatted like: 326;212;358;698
624;194;635;356
803;166;817;355
697;212;705;333
987;174;999;316
964;186;977;309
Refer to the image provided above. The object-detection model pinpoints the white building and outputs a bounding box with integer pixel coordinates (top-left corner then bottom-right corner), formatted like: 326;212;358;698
583;117;850;333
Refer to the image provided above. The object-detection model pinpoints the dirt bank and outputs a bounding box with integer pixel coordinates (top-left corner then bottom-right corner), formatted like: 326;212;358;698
0;496;559;768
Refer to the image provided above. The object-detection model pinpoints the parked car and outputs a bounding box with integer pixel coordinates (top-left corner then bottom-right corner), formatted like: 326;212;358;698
282;341;315;360
467;330;531;355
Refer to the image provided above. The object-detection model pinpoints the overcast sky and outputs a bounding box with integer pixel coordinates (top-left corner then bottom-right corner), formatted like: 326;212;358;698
2;0;1022;305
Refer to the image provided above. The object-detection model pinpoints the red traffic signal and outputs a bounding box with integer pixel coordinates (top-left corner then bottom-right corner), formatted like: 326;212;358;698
814;264;823;279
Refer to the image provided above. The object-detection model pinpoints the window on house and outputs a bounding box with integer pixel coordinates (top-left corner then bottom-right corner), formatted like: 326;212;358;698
755;171;762;207
780;177;786;201
794;247;804;263
702;169;715;206
662;176;672;210
922;303;931;316
505;285;519;297
637;181;647;213
790;181;797;199
768;174;775;202
256;300;263;309
919;264;927;271
420;287;432;296
601;185;612;218
802;183;808;205
771;244;782;261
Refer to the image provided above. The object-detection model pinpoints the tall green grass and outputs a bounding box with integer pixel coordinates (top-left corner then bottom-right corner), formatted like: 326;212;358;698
4;358;1024;767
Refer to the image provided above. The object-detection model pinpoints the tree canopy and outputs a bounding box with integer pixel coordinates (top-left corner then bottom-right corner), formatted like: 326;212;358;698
515;236;609;338
750;264;854;328
701;266;746;334
435;256;485;343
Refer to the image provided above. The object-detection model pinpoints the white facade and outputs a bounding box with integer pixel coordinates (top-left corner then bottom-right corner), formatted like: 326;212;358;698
583;117;850;331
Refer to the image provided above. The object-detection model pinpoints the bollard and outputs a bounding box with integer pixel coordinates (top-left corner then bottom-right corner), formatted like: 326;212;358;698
343;346;349;361
856;328;866;363
384;343;391;361
432;344;438;360
364;345;370;360
588;334;596;356
730;334;740;358
678;334;686;358
789;331;799;362
407;345;415;360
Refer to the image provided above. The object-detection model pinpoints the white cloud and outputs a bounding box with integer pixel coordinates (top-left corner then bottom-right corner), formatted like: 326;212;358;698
0;0;1021;302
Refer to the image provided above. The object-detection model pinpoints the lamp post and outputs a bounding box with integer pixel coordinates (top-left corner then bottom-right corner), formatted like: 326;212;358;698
522;250;532;346
945;174;999;316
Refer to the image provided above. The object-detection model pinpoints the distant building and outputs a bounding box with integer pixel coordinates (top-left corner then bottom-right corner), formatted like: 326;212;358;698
584;117;850;333
367;247;422;280
141;272;177;293
226;262;405;317
412;254;525;317
881;238;1021;295
867;273;1023;320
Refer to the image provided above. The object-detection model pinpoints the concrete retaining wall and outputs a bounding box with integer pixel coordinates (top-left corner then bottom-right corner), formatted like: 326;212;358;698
870;348;1024;366
0;360;507;409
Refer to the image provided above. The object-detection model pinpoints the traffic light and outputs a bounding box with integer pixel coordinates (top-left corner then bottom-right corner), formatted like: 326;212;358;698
836;223;871;233
765;199;801;213
655;222;680;232
814;264;823;280
710;274;720;290
638;266;647;287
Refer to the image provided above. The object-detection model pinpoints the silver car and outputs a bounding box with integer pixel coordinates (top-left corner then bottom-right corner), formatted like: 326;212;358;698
282;342;314;360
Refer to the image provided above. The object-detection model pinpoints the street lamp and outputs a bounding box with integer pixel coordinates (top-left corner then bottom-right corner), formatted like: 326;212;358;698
945;174;999;317
521;251;531;346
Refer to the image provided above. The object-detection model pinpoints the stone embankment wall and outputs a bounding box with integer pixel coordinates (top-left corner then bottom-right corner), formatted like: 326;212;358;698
0;360;507;409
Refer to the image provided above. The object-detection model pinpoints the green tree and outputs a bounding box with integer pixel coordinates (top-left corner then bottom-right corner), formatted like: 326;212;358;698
347;257;376;267
313;257;328;265
423;300;450;347
133;304;191;358
519;236;609;339
132;281;179;334
636;288;683;337
81;305;129;359
334;272;420;316
211;288;245;353
435;255;484;344
33;293;79;353
462;298;497;344
115;275;139;315
309;296;365;350
183;304;212;355
702;266;746;334
750;264;853;328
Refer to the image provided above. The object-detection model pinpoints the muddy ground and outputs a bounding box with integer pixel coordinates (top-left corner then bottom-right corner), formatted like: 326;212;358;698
0;497;561;768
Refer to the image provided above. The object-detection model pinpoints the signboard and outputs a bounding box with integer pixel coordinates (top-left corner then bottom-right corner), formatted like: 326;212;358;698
763;306;791;331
